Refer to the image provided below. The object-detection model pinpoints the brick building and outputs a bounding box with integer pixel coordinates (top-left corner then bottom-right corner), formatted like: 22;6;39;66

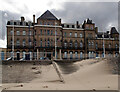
6;10;119;60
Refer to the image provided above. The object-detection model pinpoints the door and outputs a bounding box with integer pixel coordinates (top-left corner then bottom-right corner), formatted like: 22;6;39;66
47;53;51;60
17;53;20;60
25;54;30;60
1;51;4;60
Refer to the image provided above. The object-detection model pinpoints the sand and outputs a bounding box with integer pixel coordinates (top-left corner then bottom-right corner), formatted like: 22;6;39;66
2;58;118;90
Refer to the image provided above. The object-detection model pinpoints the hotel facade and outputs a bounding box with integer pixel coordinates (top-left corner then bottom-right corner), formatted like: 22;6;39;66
6;10;119;60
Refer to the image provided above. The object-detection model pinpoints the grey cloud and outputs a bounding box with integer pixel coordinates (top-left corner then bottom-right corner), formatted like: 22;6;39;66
51;2;118;32
0;10;27;40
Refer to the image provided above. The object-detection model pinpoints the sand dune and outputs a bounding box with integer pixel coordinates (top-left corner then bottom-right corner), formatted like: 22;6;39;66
2;58;118;90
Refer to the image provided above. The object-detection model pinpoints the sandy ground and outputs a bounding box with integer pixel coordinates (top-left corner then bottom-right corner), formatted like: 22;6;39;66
2;59;118;90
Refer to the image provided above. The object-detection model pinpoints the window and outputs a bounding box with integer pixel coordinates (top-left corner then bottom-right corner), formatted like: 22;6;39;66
96;43;98;49
88;33;92;38
29;30;32;35
75;52;78;59
80;33;83;38
23;51;26;58
96;52;99;57
89;42;91;46
70;32;72;37
75;41;78;48
29;39;32;46
10;30;13;35
40;39;42;47
44;30;46;35
80;52;83;59
80;41;83;48
64;42;67;48
86;25;89;29
23;39;26;46
67;25;69;28
64;32;67;37
115;44;118;48
29;51;32;60
16;31;20;35
64;52;67;59
23;31;26;35
70;52;73;59
115;53;118;57
34;39;36;46
92;41;94;48
69;40;73;47
55;30;57;35
40;30;42;35
75;32;77;37
16;39;20;46
47;30;50;35
89;52;91;58
91;26;93;30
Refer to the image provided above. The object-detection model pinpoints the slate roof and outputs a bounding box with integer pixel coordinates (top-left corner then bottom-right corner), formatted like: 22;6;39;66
38;10;58;20
110;27;118;34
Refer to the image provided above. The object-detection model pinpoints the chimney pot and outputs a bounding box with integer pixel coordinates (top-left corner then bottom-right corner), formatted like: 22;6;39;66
21;17;25;22
33;15;35;24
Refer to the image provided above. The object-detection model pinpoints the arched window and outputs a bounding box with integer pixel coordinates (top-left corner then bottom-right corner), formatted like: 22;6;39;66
64;51;67;59
89;52;91;58
70;51;73;59
80;41;83;48
115;44;118;49
92;41;94;47
80;52;83;59
89;42;91;46
69;40;73;47
64;40;67;48
96;52;99;57
23;51;26;59
75;51;78;59
75;40;78;48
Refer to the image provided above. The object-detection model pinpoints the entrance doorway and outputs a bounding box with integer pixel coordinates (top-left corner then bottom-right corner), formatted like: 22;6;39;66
25;54;30;60
17;53;20;60
47;53;51;60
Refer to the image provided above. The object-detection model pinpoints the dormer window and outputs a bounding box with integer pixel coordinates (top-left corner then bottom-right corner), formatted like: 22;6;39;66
67;25;69;28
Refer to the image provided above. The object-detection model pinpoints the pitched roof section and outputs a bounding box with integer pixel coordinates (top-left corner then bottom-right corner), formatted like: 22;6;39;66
111;27;118;34
38;10;58;20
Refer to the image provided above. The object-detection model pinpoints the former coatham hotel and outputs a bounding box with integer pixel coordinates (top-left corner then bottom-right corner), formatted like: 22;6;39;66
6;10;119;60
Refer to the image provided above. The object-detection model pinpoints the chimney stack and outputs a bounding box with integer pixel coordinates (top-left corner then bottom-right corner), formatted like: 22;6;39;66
76;21;79;28
33;15;35;24
21;16;25;22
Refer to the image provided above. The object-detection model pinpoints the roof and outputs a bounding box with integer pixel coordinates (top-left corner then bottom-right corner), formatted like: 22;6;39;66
110;27;118;34
38;10;58;20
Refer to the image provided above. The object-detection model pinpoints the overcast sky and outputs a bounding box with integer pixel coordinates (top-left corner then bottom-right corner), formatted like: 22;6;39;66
0;0;119;48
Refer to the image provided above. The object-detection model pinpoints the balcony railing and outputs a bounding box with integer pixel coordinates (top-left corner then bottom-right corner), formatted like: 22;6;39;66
7;45;34;49
62;46;85;50
96;48;119;51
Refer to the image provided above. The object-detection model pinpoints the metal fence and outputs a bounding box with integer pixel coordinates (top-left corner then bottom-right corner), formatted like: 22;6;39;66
0;51;119;61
